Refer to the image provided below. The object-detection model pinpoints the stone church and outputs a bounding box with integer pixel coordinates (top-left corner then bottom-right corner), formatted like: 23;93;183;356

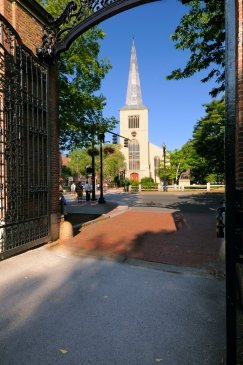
120;40;164;182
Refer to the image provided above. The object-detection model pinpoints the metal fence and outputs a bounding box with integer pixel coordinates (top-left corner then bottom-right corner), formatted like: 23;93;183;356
0;15;50;259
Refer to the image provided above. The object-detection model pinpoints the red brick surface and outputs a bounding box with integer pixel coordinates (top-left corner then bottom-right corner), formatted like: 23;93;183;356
60;210;224;273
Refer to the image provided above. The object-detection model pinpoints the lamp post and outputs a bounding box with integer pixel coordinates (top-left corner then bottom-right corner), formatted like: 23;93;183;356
91;148;96;201
98;135;105;204
154;156;160;183
162;143;167;191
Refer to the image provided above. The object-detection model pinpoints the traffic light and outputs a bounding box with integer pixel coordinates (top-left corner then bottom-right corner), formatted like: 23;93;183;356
124;138;128;147
98;133;105;143
86;166;93;174
112;134;118;144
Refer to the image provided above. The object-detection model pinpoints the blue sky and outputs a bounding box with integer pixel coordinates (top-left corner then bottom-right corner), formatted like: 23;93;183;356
98;0;217;151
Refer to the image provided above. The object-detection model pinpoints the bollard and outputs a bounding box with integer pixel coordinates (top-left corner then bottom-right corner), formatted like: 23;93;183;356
59;221;73;240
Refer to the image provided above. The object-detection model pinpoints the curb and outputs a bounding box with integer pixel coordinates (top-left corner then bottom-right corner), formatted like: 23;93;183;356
73;214;110;231
71;205;129;232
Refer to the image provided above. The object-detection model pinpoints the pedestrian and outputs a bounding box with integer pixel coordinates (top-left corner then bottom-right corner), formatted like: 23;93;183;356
103;181;107;192
84;180;91;201
76;181;83;202
59;178;66;213
71;182;76;194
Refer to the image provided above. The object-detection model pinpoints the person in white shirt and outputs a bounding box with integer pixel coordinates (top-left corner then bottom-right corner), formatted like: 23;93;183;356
84;181;91;201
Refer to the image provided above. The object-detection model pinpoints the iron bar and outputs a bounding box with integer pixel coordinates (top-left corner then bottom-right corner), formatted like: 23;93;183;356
0;14;50;258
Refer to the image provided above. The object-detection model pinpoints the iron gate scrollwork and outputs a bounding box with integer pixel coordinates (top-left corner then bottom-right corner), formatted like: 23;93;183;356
37;0;160;63
0;15;50;258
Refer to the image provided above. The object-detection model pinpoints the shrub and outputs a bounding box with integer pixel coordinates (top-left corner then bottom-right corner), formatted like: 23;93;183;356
141;177;154;184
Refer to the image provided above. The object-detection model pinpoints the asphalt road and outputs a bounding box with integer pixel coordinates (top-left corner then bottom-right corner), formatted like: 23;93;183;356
103;190;224;214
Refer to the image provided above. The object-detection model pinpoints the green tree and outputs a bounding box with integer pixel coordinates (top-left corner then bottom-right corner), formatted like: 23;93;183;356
102;145;125;182
61;165;72;180
67;144;125;182
75;111;117;149
167;0;225;97
169;141;208;184
37;0;113;149
192;98;225;180
67;149;91;176
168;99;225;183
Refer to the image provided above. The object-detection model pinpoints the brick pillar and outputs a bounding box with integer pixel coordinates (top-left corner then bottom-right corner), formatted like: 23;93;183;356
49;65;62;241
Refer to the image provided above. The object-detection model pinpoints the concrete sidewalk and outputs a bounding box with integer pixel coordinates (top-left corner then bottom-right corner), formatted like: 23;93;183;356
0;193;226;364
0;245;226;365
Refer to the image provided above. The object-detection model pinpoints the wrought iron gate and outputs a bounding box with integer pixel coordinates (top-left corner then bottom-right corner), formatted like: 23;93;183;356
0;15;50;259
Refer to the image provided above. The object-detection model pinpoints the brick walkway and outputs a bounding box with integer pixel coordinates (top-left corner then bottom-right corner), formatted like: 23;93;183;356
59;208;224;274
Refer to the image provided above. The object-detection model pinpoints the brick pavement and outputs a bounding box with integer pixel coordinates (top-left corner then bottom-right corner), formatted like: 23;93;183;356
58;208;224;275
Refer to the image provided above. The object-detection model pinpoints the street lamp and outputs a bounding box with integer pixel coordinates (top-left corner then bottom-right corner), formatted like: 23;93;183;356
98;134;105;204
162;143;167;191
154;156;160;183
91;145;97;201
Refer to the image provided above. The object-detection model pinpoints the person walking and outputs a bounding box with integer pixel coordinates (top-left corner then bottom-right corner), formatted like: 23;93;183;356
84;181;91;201
70;182;76;194
75;181;83;202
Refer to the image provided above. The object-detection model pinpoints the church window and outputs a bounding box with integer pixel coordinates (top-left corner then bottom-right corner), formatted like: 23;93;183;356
128;115;139;129
129;140;140;170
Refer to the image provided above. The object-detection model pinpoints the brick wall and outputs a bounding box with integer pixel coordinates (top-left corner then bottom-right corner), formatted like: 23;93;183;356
1;0;50;55
13;3;44;54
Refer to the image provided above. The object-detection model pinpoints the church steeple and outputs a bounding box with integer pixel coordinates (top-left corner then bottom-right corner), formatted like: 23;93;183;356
125;39;144;108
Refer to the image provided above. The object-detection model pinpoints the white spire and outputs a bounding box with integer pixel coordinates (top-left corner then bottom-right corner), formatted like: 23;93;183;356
125;39;144;107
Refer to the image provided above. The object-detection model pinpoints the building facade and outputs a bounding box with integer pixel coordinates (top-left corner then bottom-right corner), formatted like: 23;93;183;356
120;40;164;182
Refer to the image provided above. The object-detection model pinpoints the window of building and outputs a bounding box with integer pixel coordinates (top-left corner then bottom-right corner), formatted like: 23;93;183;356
129;139;140;170
128;115;139;129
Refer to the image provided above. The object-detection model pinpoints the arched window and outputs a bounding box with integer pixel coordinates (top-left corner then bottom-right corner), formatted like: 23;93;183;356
129;140;140;170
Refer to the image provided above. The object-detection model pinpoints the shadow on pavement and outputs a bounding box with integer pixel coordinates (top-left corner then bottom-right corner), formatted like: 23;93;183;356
139;192;225;214
64;213;101;235
61;210;225;276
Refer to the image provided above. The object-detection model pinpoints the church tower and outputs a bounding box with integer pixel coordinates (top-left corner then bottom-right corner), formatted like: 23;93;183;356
120;40;151;181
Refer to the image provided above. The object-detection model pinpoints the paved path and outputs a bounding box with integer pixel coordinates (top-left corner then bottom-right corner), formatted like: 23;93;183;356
0;245;225;365
62;192;225;275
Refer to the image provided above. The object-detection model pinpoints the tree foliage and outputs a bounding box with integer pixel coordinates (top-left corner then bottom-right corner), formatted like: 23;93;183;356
37;0;113;150
169;141;208;183
167;0;225;97
192;98;225;177
169;98;225;183
67;144;125;181
67;149;91;176
102;145;125;181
